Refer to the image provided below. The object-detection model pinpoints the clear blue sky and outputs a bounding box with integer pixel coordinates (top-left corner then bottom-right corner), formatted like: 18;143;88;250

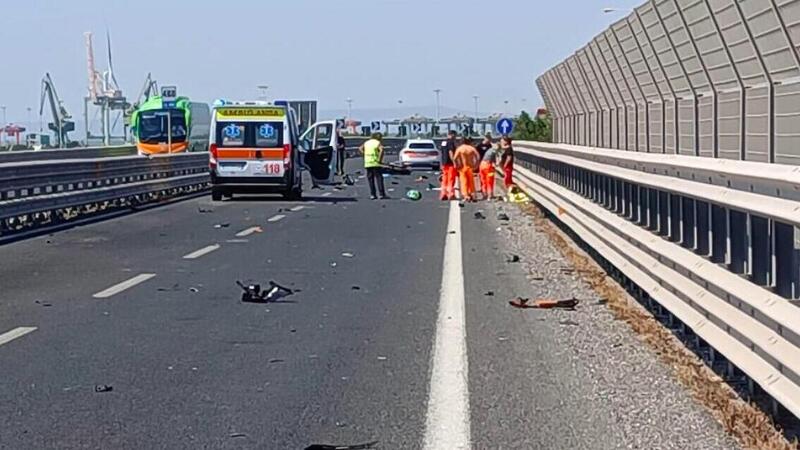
0;0;641;125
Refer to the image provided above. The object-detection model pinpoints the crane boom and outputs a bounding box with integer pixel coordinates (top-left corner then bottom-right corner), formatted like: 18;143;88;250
39;73;74;148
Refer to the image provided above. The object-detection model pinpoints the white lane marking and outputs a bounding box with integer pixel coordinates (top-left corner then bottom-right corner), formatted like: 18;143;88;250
0;327;37;347
423;200;470;449
322;192;332;197
290;206;305;212
267;214;286;223
236;226;262;237
226;239;249;244
182;244;221;260
93;273;156;299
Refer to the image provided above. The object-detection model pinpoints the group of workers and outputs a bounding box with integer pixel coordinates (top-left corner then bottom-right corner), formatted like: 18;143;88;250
357;130;515;201
440;130;514;202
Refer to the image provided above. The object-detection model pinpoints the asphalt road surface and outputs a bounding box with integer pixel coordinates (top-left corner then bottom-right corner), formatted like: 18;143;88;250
0;158;738;449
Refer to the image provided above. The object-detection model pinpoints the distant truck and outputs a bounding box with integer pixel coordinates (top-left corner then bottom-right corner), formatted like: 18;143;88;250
130;96;211;155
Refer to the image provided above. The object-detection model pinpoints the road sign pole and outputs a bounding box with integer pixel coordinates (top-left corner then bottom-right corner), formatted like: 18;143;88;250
167;112;172;154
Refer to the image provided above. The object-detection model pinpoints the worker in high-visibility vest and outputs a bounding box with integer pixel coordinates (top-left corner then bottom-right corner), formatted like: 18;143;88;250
359;132;388;200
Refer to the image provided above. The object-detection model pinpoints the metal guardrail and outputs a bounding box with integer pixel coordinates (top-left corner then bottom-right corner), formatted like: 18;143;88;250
513;140;800;420
0;153;209;236
0;145;138;163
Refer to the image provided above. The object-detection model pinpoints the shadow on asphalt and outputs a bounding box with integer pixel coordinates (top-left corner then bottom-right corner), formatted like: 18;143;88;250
223;195;359;204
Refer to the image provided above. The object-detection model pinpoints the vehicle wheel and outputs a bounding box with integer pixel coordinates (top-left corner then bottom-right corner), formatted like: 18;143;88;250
211;189;223;201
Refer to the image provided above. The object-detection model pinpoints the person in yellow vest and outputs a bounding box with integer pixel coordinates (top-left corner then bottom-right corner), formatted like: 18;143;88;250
359;132;388;200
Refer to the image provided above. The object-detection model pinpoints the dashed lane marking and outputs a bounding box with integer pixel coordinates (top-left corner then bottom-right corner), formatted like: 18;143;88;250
182;244;221;260
0;327;37;347
93;273;156;299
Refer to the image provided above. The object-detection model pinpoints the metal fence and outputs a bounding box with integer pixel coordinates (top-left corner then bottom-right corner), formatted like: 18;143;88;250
537;0;800;165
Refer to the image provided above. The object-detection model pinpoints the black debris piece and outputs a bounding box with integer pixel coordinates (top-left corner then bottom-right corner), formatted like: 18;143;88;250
351;286;361;291
390;181;399;185
506;254;521;263
35;300;53;307
304;441;379;450
560;319;580;327
230;433;247;438
237;281;294;303
474;211;486;220
596;298;609;305
497;213;510;221
268;358;285;364
198;207;214;213
484;291;495;296
94;384;113;393
458;202;465;208
448;231;456;235
214;223;231;229
427;183;436;191
343;175;355;186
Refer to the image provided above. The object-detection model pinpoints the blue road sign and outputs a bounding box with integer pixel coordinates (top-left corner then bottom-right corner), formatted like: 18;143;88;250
411;123;421;133
371;121;381;131
496;118;514;136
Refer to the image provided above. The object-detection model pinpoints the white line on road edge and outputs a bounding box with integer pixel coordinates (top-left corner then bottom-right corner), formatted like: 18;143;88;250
423;200;471;449
235;226;263;237
182;244;221;260
290;206;305;212
0;327;37;347
322;192;332;197
267;214;286;223
92;274;156;299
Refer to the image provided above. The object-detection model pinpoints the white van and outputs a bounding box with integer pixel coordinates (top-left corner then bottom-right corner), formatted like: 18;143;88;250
208;101;337;200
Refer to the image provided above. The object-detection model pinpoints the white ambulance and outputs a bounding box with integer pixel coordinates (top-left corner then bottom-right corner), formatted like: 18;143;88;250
208;100;337;200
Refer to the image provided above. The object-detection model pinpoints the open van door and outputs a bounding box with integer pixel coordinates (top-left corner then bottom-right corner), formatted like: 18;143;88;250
300;121;337;185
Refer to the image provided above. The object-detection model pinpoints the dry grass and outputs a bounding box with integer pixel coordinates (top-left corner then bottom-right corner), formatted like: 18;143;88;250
516;201;797;450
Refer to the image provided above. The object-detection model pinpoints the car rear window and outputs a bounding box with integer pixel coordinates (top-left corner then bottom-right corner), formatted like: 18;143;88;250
409;143;435;149
216;122;283;148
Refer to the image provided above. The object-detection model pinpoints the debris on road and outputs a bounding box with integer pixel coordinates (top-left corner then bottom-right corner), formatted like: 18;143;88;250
268;358;285;364
427;183;438;191
405;190;422;201
484;291;495;296
94;384;113;393
34;300;53;307
448;230;456;235
414;175;428;182
351;286;361;290
377;356;388;361
505;254;521;263
560;319;580;326
341;252;354;258
198;207;214;213
304;441;379;450
497;212;510;221
237;281;294;303
214;223;230;229
474;211;486;220
508;297;580;310
330;262;338;268
343;175;355;186
229;433;247;439
189;287;199;293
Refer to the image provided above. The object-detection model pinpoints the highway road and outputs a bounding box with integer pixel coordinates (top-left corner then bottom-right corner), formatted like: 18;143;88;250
0;158;739;449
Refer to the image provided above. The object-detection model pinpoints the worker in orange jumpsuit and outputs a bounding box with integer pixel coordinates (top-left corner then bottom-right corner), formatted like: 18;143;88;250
439;130;458;200
478;142;498;200
454;136;480;202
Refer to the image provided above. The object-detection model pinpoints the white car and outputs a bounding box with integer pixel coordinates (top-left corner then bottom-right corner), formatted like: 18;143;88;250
398;139;440;169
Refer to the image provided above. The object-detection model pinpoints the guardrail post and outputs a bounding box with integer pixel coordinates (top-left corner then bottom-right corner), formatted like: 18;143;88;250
605;176;613;208
615;179;623;214
658;191;669;236
628;183;636;221
648;188;658;231
696;201;710;256
669;194;682;243
682;198;696;250
729;210;748;274
750;215;770;286
711;205;727;264
774;222;796;298
636;186;646;225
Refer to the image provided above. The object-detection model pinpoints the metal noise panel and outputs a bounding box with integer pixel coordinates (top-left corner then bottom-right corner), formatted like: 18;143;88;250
627;14;663;102
707;0;769;87
628;106;638;150
648;102;665;153
745;86;770;162
698;95;716;157
774;80;800;164
638;104;649;151
591;39;624;108
656;0;712;92
601;31;637;106
665;100;678;153
678;0;740;91
578;47;610;111
776;0;800;55
610;107;620;149
642;4;692;96
717;89;744;160
678;98;698;155
739;0;800;81
558;62;585;115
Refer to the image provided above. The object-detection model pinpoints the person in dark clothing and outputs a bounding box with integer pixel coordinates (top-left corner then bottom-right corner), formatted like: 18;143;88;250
336;129;347;175
440;130;458;200
476;132;493;159
500;136;515;188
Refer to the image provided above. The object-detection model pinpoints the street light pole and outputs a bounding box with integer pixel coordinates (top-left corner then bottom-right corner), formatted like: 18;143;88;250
257;85;269;101
346;98;353;119
433;89;442;123
473;95;479;120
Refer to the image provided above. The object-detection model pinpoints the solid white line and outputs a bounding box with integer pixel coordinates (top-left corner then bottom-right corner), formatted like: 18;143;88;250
235;226;262;237
322;192;332;197
267;214;286;223
290;206;305;212
226;239;249;244
182;244;220;260
423;200;470;449
0;327;37;347
92;273;156;299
